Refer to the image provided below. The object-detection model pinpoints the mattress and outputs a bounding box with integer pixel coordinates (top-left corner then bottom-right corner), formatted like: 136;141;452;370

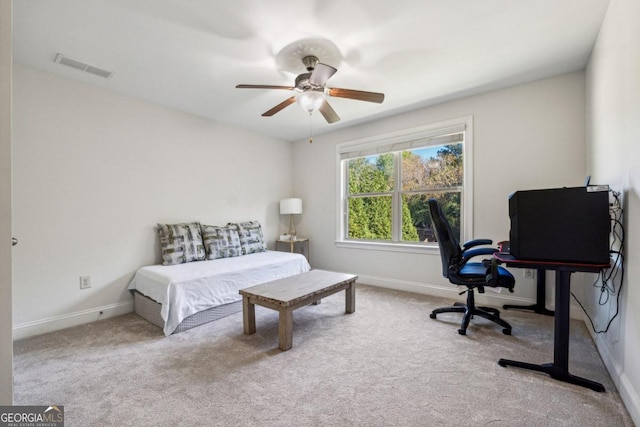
128;250;310;335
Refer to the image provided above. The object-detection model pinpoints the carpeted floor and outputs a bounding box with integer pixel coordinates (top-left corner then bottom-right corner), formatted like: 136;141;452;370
13;285;634;426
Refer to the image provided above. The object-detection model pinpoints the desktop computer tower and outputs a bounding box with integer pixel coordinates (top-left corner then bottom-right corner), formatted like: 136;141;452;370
508;186;610;264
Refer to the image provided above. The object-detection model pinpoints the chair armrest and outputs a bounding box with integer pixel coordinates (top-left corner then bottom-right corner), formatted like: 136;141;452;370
460;247;498;265
462;239;493;250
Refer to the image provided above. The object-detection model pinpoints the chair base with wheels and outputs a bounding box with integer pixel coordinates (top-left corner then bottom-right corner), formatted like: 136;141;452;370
430;288;512;335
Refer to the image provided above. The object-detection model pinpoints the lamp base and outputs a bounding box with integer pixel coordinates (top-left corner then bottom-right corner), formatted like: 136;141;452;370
288;214;296;237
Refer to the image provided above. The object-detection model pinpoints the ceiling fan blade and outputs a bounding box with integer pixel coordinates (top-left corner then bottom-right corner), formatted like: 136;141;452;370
318;100;340;124
262;96;296;117
236;84;295;90
309;63;337;86
327;87;385;103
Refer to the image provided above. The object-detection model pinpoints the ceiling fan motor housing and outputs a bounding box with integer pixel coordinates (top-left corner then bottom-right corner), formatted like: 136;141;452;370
295;73;324;92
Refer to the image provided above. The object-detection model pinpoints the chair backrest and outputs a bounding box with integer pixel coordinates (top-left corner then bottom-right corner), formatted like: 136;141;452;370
428;198;463;278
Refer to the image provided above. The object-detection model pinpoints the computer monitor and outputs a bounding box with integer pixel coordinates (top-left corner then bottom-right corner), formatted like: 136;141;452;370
508;186;610;264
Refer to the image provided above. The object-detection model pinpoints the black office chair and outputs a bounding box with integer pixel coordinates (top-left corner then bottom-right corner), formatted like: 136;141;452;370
428;198;515;335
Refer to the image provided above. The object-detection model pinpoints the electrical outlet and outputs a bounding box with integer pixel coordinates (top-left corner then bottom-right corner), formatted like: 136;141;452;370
79;275;91;289
523;269;535;279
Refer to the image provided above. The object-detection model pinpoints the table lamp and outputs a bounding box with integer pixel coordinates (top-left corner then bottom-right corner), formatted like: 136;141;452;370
280;198;302;237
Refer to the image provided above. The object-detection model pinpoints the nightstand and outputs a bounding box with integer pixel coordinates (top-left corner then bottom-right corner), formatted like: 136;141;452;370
275;238;309;264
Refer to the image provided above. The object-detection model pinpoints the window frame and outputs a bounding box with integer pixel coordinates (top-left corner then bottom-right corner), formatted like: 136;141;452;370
335;116;474;254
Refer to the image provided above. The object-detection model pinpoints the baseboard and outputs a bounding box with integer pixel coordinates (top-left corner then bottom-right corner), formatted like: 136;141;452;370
12;301;134;341
357;274;532;306
356;274;583;318
593;332;640;426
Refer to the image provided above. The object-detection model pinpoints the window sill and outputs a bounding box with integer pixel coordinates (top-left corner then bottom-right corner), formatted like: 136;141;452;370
335;240;440;255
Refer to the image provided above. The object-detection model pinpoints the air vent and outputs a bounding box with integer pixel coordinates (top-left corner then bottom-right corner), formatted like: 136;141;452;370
53;53;114;79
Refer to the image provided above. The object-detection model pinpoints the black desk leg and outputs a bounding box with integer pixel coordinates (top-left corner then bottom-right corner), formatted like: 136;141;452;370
503;269;554;316
499;270;605;392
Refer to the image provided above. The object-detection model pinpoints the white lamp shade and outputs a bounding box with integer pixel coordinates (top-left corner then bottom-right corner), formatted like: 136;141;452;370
280;198;302;215
296;91;324;112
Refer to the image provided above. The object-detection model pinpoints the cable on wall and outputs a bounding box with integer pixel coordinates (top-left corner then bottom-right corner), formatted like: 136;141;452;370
571;189;625;334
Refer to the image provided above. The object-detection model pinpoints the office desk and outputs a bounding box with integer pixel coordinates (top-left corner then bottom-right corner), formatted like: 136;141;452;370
498;242;554;316
494;252;610;392
503;269;554;316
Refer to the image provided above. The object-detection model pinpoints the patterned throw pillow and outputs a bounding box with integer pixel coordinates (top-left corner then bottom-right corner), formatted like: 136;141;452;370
201;225;243;259
157;222;206;265
228;221;267;255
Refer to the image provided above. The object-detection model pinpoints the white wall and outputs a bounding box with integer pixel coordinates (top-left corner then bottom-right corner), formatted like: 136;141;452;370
293;72;587;308
0;0;13;405
11;64;293;339
586;0;640;423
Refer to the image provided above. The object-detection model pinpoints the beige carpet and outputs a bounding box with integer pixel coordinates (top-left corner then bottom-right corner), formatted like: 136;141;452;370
13;285;633;427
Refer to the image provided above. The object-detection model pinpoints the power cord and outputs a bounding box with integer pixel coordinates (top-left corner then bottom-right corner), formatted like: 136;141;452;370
571;189;625;334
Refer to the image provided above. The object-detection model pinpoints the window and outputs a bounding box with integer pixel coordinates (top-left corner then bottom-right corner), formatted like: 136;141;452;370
336;117;473;252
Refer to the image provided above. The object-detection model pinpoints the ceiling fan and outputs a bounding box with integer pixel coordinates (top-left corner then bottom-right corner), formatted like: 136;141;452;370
236;55;384;124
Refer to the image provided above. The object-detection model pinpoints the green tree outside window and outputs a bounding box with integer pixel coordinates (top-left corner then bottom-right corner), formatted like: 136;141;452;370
346;143;463;244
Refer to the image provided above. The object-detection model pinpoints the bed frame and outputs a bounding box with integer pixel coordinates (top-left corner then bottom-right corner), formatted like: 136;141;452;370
134;291;243;334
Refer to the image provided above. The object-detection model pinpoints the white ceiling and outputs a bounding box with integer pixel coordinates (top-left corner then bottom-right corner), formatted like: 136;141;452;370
12;0;611;142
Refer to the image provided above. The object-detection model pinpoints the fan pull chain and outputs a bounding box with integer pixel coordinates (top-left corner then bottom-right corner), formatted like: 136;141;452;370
308;111;313;143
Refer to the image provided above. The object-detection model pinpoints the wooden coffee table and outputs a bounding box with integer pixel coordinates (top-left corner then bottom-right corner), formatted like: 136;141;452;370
239;269;357;351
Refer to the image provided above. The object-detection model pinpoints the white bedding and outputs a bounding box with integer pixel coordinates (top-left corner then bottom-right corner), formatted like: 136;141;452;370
128;250;311;335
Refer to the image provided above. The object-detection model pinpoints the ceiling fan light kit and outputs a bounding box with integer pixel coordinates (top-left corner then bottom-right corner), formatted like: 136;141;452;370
236;54;385;127
296;90;324;112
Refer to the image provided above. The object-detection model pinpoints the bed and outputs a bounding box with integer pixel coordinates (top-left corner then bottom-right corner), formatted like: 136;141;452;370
128;250;311;335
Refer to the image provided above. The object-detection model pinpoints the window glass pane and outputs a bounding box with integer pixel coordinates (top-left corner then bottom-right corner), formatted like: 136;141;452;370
347;196;392;240
340;119;469;247
347;154;394;194
401;143;463;191
402;192;461;244
401;194;430;243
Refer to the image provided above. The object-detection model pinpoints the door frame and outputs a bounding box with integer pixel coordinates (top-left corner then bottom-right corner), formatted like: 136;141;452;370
0;0;14;405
